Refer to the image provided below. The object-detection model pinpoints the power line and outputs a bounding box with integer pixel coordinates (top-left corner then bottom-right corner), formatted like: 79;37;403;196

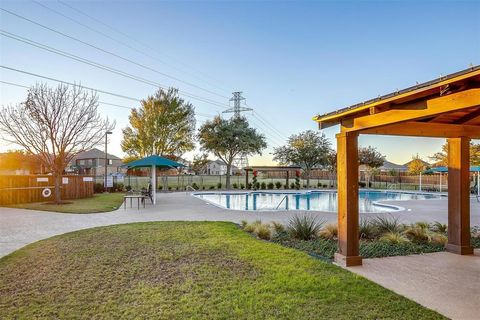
27;0;231;98
0;79;217;120
1;6;229;100
56;0;231;94
0;30;228;109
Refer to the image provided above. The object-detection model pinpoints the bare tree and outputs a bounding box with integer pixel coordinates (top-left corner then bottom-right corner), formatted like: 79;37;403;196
0;83;115;203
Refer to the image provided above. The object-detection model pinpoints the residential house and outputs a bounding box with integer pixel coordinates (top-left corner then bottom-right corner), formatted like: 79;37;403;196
205;160;239;175
69;148;123;176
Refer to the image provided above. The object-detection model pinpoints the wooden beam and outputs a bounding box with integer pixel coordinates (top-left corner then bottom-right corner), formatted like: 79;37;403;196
335;131;362;267
453;108;480;124
360;121;480;138
341;89;480;132
446;137;473;255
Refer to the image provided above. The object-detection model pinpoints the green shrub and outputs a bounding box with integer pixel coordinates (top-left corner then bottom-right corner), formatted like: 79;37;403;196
232;183;238;189
290;182;295;189
287;214;325;240
209;186;215;190
217;182;222;189
275;181;282;189
319;224;338;240
273;238;337;260
191;182;199;190
247;183;252;189
94;183;104;193
267;182;274;189
113;182;124;192
125;185;132;192
317;182;322;188
360;241;444;259
261;182;267;190
380;231;409;244
284;184;289;189
240;183;245;190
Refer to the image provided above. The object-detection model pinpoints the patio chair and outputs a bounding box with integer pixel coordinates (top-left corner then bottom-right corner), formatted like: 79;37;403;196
141;183;153;204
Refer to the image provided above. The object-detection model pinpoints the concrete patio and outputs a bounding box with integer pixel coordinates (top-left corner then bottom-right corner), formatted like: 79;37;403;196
346;250;480;320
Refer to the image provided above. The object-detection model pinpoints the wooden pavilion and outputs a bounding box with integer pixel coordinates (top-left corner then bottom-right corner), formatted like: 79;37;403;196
314;66;480;266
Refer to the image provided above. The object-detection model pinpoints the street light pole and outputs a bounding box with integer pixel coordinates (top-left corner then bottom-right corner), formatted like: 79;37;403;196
104;131;112;192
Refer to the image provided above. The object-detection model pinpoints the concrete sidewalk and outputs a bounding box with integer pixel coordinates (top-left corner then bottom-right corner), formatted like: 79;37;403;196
346;250;480;320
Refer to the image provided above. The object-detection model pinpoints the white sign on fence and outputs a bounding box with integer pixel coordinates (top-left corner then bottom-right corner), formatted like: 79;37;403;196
62;177;69;184
82;177;93;182
106;176;113;188
36;177;49;182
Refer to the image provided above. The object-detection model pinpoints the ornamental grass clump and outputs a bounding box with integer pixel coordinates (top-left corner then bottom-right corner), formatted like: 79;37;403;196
271;221;285;233
379;231;409;244
318;224;338;240
430;221;448;234
359;218;376;240
287;214;325;240
243;220;262;233
430;233;448;246
404;223;431;244
255;223;272;240
372;215;403;235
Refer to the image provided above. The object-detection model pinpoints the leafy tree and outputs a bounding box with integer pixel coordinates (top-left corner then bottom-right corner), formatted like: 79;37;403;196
191;153;210;174
121;88;195;159
0;83;114;203
430;142;480;166
198;116;266;189
359;146;385;188
273;130;332;188
408;154;427;175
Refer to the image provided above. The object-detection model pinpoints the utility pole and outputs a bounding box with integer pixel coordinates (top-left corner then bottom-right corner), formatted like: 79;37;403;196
222;92;252;119
222;92;253;169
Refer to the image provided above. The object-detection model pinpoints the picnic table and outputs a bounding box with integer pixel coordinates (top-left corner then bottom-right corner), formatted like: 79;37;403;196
123;194;146;210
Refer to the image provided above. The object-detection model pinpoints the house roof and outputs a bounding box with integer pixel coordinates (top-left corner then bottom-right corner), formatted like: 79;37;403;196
380;160;408;171
72;148;121;161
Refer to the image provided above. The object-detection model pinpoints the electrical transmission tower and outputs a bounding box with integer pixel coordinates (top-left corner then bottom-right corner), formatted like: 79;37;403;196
222;92;253;169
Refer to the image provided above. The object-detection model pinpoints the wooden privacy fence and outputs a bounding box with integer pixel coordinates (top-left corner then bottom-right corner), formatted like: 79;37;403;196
0;175;94;205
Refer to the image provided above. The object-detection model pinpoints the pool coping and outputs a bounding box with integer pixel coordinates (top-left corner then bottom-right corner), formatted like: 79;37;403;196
191;189;446;213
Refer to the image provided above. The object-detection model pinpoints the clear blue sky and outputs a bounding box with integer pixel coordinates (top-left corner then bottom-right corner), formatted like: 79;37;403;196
1;0;479;165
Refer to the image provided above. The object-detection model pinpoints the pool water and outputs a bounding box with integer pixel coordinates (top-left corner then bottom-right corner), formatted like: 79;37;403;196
193;191;443;212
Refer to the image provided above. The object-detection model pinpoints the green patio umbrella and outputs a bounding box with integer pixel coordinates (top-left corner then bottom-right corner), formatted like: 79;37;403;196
123;155;185;204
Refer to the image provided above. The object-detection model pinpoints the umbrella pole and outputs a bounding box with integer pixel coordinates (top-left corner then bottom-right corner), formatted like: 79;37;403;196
152;165;156;205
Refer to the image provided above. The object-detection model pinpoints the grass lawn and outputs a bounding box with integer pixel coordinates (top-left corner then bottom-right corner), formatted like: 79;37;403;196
0;222;444;319
8;192;125;213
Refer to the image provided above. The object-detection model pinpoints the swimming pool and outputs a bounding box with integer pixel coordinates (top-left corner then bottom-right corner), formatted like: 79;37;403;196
193;190;444;212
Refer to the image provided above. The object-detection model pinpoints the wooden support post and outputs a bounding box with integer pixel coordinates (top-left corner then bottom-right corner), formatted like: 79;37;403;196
286;171;290;189
446;137;473;255
335;132;362;266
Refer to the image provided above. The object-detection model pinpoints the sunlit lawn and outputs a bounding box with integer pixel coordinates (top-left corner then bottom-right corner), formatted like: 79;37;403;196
8;192;124;213
0;222;445;319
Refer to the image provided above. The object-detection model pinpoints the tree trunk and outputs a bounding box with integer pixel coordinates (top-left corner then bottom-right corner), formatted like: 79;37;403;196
226;162;232;189
54;172;62;204
306;168;311;188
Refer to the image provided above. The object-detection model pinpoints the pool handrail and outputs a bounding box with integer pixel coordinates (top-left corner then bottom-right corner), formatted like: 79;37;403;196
275;195;289;210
